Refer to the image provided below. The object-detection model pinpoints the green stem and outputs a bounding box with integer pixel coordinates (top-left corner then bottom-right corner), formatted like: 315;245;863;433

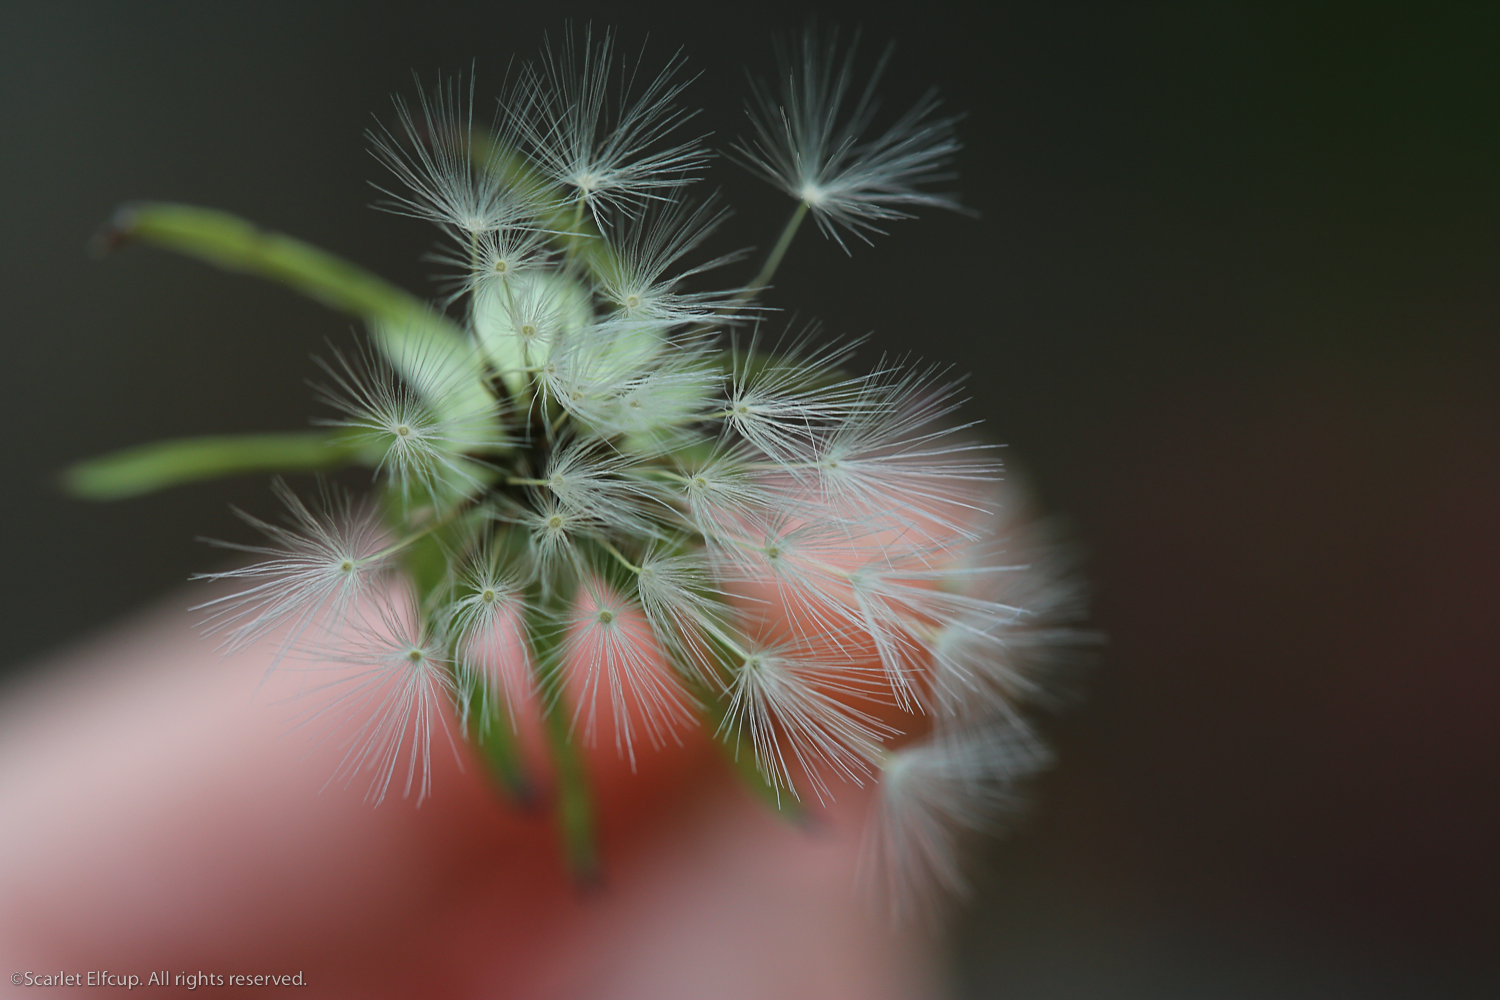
599;540;641;574
63;431;361;499
525;580;600;883
740;201;809;302
542;692;598;882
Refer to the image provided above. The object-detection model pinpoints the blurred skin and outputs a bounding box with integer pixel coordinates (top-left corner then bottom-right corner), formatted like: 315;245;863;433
0;595;939;999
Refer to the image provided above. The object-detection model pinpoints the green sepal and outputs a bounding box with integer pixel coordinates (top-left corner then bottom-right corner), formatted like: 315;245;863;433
63;431;363;499
463;694;534;806
392;511;536;806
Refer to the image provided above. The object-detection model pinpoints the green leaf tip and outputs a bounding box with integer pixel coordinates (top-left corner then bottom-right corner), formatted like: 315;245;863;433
89;201;499;450
90;202;468;340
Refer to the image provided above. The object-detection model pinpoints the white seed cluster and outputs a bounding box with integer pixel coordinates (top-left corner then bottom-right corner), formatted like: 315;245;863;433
195;24;1085;918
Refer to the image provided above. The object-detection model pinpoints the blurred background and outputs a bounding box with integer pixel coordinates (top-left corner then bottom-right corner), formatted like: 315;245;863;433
2;1;1496;996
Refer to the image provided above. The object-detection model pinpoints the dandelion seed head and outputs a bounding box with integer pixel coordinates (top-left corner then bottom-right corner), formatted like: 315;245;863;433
559;582;697;769
721;635;891;803
314;332;501;504
164;21;1086;912
593;197;751;324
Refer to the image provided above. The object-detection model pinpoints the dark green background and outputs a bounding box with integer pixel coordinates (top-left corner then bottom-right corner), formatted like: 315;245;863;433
3;2;1496;996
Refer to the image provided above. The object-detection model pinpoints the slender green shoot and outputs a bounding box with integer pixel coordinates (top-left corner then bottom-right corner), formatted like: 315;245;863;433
739;201;809;301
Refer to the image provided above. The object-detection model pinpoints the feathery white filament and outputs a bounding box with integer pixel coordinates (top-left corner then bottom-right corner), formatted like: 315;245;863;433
512;25;709;222
861;719;1050;920
634;550;732;686
720;636;890;804
560;583;696;769
447;539;531;729
193;479;388;665
809;364;999;537
368;71;519;237
305;598;460;806
724;331;881;466
314;335;499;503
594;197;750;323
